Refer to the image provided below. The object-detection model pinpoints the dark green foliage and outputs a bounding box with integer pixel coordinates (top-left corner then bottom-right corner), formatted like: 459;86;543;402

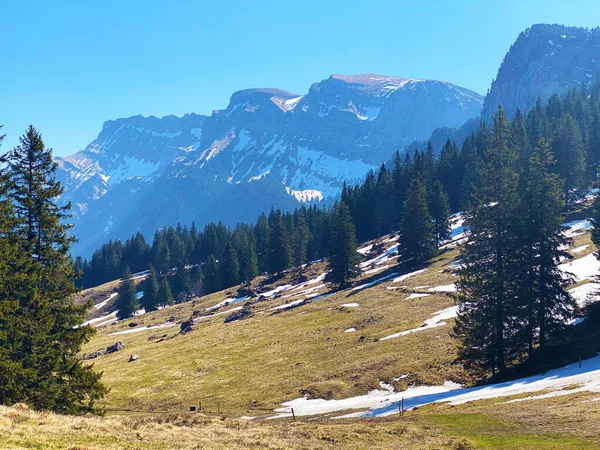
518;138;574;353
324;202;361;287
267;209;291;274
455;106;521;376
141;263;160;312
552;113;586;206
0;126;106;413
429;180;451;248
399;178;436;265
172;265;192;303
203;254;219;294
292;209;310;267
116;266;138;319
157;274;174;307
219;241;240;289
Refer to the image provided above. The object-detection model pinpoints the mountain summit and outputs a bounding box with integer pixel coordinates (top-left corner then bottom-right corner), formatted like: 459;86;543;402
56;74;483;256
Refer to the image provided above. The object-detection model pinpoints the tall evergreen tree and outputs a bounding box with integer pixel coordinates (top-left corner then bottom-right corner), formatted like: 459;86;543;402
157;275;174;307
518;138;574;354
0;126;106;412
552;113;586;207
116;266;138;319
219;241;240;288
292;210;310;268
324;202;361;286
399;178;436;265
455;107;520;376
141;263;160;312
203;254;219;293
429;180;451;248
267;210;291;274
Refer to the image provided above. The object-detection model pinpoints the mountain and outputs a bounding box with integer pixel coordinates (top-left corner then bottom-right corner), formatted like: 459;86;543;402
56;74;483;256
482;24;600;120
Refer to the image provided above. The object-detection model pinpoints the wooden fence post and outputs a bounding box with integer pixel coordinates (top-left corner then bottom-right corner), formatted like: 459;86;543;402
291;408;296;421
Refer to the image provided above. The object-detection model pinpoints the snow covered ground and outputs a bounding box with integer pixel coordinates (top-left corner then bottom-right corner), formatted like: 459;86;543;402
270;354;600;419
379;306;458;341
559;253;600;282
108;321;176;336
94;292;118;310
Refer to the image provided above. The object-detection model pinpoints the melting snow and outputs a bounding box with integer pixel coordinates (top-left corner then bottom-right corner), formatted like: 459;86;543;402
428;284;457;293
95;292;118;310
563;219;592;238
572;245;590;254
345;328;357;333
270;354;600;419
568;282;599;307
341;303;359;307
357;244;373;255
559;253;600;282
379;306;458;341
108;322;176;336
352;273;398;291
206;295;249;312
405;293;431;300
392;269;427;283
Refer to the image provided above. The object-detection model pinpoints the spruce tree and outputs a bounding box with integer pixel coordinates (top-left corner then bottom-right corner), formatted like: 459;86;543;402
324;202;361;287
267;210;291;274
239;241;258;282
157;275;174;307
172;265;192;303
454;106;520;376
552;113;586;207
293;210;310;267
429;180;451;248
399;178;436;265
203;254;219;293
218;241;240;288
190;264;204;296
518;138;574;354
0;126;106;411
116;266;138;319
141;263;160;312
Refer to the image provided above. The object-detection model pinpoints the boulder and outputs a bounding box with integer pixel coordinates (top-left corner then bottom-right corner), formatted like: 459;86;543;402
129;354;139;362
106;341;125;354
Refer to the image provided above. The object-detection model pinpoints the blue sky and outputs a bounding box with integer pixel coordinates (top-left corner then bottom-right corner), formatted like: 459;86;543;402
1;0;600;156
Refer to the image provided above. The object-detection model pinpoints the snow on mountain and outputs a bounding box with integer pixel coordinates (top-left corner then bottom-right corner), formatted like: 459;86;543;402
56;74;483;256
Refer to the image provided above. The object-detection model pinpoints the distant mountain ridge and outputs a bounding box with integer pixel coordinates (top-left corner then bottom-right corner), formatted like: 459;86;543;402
57;73;483;256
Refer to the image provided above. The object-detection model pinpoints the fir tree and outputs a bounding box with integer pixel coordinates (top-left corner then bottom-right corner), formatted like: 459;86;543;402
518;138;574;354
157;274;174;307
552;113;586;207
239;241;258;283
324;202;361;287
0;126;106;412
190;264;204;296
292;210;310;267
172;265;192;302
203;254;219;293
141;263;160;312
455;106;520;376
116;266;138;319
267;210;291;274
399;178;436;265
219;241;240;288
429;180;451;248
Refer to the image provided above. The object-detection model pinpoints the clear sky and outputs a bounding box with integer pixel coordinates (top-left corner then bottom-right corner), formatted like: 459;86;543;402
1;0;600;156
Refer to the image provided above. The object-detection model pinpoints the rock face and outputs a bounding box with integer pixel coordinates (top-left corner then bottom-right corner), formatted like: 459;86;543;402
56;74;483;256
483;24;600;120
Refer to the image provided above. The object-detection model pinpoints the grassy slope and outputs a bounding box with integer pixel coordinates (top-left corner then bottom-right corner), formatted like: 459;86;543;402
10;215;598;449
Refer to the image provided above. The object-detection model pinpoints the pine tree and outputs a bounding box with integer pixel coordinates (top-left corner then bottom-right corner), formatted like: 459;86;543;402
518;138;574;355
239;240;258;282
399;178;436;265
203;254;219;293
292;210;310;267
218;241;240;288
553;113;586;207
190;264;204;296
0;126;106;412
157;275;174;307
153;236;171;275
324;202;361;287
267;210;291;274
454;106;520;376
141;263;160;312
429;180;451;248
172;265;192;303
116;266;138;319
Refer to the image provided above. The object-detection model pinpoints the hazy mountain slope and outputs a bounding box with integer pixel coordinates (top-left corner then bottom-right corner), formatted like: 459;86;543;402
57;74;483;256
482;24;600;120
